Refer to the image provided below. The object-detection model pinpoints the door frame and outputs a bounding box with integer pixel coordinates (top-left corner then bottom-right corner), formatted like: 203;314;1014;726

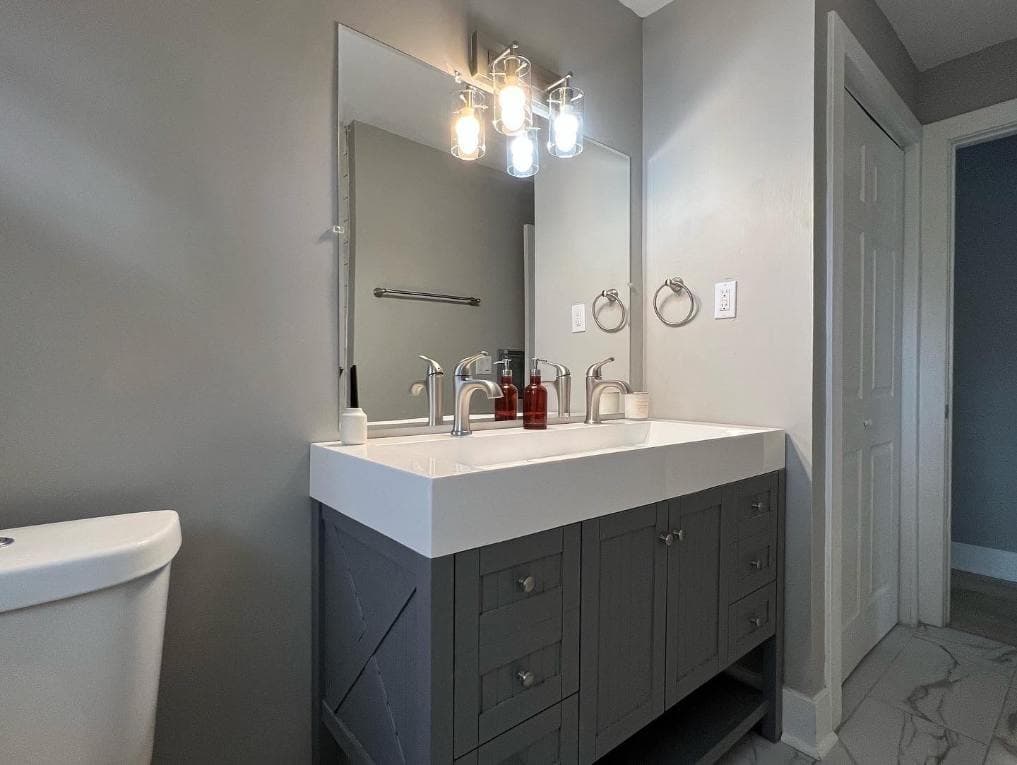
823;11;922;731
918;97;1017;626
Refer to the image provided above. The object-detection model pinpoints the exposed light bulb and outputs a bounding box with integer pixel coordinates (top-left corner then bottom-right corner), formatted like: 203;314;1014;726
510;133;534;174
553;111;579;154
498;84;527;134
455;109;481;157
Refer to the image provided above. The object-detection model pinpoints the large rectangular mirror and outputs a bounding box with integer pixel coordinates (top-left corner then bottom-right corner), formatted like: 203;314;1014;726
337;26;632;426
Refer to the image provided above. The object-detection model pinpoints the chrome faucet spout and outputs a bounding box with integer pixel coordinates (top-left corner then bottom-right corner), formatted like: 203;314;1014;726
451;351;503;436
584;356;632;424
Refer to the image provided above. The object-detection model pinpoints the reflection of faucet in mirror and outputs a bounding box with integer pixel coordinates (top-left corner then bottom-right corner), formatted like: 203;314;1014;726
584;356;633;424
409;354;444;426
452;352;503;437
534;359;571;423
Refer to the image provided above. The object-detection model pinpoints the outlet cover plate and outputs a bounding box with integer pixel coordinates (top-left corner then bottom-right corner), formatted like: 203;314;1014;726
714;280;737;319
571;303;587;333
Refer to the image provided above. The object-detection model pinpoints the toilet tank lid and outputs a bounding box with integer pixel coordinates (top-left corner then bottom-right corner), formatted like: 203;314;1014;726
0;510;181;614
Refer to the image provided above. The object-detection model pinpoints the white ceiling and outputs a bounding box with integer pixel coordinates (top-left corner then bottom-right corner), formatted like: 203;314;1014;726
874;0;1017;70
616;0;674;18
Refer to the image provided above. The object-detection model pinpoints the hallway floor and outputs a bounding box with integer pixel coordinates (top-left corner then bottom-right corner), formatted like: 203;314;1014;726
952;570;1017;648
719;623;1017;764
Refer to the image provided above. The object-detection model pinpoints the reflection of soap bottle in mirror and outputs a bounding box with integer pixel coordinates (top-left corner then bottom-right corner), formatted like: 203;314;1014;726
494;358;518;421
523;359;547;430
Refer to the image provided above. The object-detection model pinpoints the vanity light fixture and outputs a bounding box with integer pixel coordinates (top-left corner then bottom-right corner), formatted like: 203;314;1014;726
546;73;584;159
490;42;532;136
451;78;487;161
506;126;540;178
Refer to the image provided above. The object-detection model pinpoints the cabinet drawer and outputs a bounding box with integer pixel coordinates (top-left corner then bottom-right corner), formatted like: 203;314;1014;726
732;474;778;539
455;526;580;756
728;583;777;659
455;695;578;765
730;532;777;602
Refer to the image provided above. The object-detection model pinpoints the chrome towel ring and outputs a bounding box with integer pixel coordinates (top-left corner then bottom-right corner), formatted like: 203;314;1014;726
592;288;628;333
653;277;697;327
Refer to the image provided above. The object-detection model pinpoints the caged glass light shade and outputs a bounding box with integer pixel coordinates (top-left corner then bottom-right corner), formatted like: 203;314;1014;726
491;50;532;136
547;83;584;158
506;126;540;178
451;86;487;161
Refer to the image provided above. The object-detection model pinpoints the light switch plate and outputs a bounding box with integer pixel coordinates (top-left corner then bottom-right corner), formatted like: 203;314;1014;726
571;303;587;333
476;354;492;374
714;280;737;319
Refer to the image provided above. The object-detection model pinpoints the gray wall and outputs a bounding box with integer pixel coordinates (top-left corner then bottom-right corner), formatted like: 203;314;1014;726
951;133;1017;554
643;0;819;694
0;1;642;762
918;37;1017;124
350;122;530;420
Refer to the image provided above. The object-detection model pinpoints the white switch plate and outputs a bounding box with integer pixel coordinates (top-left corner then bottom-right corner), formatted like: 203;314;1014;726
476;355;492;374
714;280;737;319
571;303;587;333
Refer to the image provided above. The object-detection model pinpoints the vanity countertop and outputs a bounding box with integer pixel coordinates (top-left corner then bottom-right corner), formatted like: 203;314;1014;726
310;419;784;558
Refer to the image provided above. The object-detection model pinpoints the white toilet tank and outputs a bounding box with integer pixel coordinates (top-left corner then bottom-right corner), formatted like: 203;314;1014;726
0;511;181;765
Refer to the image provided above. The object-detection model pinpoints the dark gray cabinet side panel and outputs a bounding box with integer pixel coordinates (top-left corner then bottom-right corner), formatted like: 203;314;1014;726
760;470;785;742
320;507;450;764
665;488;724;708
579;504;667;762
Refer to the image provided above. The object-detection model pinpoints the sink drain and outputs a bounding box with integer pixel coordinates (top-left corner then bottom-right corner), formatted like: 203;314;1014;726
0;537;14;548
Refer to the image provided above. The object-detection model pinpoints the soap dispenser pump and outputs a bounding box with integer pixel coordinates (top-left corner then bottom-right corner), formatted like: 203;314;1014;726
494;358;518;421
523;359;547;430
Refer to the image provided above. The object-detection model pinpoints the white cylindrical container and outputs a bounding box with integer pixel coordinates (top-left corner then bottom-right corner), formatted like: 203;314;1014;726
0;511;181;765
340;407;368;445
624;392;650;420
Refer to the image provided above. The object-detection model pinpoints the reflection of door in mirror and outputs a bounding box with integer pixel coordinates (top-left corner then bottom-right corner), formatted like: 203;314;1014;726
348;120;532;421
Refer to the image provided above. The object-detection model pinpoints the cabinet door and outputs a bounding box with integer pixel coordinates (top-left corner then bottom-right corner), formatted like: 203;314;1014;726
579;503;668;762
665;488;723;708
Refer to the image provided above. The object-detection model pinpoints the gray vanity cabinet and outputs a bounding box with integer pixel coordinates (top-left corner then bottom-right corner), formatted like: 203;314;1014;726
577;504;668;763
665;487;724;708
315;470;784;765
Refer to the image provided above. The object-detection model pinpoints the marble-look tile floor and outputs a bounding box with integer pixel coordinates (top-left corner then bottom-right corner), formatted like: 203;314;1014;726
718;624;1017;765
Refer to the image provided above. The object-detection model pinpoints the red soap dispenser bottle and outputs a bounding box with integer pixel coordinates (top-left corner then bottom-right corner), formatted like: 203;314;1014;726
494;358;518;421
523;359;547;430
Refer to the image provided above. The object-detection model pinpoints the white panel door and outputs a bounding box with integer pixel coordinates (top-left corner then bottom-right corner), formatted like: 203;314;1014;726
841;92;904;678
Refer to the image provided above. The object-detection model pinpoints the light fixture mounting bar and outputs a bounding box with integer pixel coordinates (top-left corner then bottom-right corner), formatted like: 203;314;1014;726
469;31;565;118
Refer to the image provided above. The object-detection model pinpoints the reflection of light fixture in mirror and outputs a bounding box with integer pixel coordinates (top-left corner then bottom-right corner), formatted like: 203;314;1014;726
490;42;532;136
547;73;584;158
507;127;540;178
450;80;487;161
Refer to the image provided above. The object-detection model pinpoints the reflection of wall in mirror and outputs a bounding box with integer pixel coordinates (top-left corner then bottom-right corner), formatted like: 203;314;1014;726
349;121;533;421
534;142;631;416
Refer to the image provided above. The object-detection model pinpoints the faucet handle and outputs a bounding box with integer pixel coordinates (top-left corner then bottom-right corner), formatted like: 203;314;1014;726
418;354;444;376
586;356;615;379
535;358;571;379
455;351;489;378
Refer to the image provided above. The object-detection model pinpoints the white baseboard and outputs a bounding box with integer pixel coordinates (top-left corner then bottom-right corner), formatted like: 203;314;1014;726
781;686;839;759
952;542;1017;583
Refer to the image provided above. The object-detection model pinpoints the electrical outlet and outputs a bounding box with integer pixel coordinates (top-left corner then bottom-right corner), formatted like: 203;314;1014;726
571;303;587;333
714;280;737;319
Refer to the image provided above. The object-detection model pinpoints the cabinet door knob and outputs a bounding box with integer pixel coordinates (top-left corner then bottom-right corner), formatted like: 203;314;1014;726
863;419;873;429
516;670;536;688
675;528;685;542
749;559;763;570
658;532;675;546
516;575;536;593
750;501;768;514
748;616;763;629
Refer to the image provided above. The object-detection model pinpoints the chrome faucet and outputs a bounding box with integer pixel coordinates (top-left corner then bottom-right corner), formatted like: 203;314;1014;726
534;358;571;422
584;356;633;424
452;351;503;437
409;354;444;427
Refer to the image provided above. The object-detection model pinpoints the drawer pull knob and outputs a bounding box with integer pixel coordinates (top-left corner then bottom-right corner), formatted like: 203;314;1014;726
675;528;685;541
748;616;763;629
516;575;536;593
751;501;768;514
516;670;536;688
659;532;675;546
749;559;763;570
